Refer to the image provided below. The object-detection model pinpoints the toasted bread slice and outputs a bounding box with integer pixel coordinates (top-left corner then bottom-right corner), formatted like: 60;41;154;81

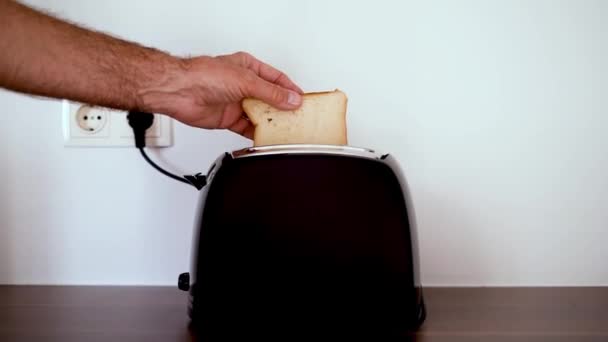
242;90;348;146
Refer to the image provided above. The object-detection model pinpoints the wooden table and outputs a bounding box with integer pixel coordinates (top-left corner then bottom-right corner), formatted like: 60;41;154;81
1;286;607;341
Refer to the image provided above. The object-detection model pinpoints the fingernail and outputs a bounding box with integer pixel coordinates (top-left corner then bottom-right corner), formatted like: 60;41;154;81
287;91;302;106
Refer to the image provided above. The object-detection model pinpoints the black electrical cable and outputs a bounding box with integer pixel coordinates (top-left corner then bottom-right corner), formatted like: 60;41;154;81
138;147;191;186
128;110;207;190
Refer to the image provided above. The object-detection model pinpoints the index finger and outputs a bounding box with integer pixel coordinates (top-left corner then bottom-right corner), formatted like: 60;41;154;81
246;56;303;94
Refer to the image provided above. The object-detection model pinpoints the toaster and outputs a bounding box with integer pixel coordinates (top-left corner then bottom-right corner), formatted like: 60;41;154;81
178;144;425;337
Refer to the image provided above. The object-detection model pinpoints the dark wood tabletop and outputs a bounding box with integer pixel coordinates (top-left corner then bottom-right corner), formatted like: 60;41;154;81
1;286;607;341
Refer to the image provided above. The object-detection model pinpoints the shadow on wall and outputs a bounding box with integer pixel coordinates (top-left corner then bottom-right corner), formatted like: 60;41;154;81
0;201;11;284
418;190;496;286
0;147;54;285
0;143;13;283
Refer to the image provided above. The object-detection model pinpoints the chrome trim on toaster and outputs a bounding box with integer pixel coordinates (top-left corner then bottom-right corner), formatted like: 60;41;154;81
231;144;381;160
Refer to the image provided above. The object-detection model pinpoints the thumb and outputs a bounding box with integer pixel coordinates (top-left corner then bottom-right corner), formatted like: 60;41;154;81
246;76;302;110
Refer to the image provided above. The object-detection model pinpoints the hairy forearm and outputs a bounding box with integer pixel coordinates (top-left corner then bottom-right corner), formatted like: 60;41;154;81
0;0;182;111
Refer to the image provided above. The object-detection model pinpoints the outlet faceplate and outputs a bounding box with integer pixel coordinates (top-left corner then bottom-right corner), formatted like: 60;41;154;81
63;100;173;147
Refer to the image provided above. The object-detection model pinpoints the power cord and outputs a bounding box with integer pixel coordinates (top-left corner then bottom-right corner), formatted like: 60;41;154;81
127;111;207;190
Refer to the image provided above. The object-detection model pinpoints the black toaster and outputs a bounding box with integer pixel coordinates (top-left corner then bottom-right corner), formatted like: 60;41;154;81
178;144;425;337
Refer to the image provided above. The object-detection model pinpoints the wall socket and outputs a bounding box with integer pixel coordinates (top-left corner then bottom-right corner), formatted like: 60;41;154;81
62;100;173;147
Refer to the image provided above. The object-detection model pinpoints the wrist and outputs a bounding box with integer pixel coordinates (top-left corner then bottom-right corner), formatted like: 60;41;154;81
135;53;190;117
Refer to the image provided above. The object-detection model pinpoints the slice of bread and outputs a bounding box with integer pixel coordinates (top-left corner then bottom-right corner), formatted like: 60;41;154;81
242;90;348;146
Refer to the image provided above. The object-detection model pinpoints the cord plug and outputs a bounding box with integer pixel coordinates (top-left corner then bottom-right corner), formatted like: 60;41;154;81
127;111;154;148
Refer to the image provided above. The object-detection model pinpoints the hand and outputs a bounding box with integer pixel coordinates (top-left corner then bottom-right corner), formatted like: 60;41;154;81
138;52;303;139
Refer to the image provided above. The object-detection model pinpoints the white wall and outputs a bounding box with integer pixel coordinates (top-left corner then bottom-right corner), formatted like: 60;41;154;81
1;0;607;286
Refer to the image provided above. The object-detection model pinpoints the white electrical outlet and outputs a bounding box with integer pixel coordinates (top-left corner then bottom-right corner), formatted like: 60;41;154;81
62;100;173;147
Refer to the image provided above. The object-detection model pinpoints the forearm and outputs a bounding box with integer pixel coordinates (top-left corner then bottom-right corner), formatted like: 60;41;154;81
0;0;181;111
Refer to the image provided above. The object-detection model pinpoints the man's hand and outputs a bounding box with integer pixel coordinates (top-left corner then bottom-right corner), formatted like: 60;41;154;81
0;1;302;139
138;52;303;139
